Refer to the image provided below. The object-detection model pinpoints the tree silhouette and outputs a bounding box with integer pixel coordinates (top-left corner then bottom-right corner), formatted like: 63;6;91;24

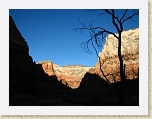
76;9;139;105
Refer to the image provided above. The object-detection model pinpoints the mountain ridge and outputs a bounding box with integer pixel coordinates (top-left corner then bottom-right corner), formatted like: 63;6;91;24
37;28;139;87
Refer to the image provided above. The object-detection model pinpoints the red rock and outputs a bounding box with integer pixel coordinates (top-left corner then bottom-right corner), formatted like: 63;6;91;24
37;60;55;76
37;62;91;89
90;28;139;82
37;28;139;88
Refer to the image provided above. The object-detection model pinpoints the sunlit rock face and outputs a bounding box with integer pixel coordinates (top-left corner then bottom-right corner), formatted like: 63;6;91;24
38;28;139;88
37;60;55;76
37;61;92;89
89;28;139;82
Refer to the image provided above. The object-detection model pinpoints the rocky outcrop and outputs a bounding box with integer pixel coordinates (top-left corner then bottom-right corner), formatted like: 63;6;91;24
9;15;38;105
9;16;33;73
54;64;92;89
37;28;139;87
89;28;139;82
37;61;92;89
37;60;55;76
9;15;35;81
9;16;70;106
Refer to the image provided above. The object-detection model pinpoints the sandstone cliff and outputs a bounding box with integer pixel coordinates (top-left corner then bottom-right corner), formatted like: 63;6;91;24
37;61;92;89
37;60;55;76
38;28;139;87
89;28;139;82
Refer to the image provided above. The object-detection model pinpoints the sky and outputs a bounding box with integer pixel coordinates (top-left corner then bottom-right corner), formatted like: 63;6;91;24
9;9;139;66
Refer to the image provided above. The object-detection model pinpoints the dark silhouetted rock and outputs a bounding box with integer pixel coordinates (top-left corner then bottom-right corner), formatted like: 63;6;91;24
9;16;70;106
9;16;36;92
79;73;110;89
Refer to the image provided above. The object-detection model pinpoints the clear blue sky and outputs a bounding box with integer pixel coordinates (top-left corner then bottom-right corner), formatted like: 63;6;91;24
9;9;139;66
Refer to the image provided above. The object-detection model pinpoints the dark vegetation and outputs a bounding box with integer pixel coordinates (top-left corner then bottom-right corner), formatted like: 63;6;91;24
9;13;139;106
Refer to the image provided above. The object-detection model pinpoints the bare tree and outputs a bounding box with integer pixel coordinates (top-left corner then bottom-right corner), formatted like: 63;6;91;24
76;9;139;105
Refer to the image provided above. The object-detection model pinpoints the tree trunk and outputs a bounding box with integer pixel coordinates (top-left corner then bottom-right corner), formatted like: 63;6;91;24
117;33;125;106
124;64;126;79
138;67;139;79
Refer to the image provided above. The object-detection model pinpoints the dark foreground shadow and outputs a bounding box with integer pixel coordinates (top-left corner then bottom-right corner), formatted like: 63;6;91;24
10;66;139;106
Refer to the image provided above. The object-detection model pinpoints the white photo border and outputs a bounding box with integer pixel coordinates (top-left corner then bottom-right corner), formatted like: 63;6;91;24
0;0;148;115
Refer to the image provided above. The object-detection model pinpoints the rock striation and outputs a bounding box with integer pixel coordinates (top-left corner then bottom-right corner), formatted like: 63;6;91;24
37;60;55;76
38;28;139;87
37;61;92;89
89;28;139;82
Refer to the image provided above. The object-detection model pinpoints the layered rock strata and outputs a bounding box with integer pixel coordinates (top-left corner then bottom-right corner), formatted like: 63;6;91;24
38;28;139;87
37;61;92;89
37;60;55;76
89;28;139;82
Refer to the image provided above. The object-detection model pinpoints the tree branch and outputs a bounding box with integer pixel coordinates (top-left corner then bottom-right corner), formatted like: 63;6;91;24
122;11;139;24
120;9;128;22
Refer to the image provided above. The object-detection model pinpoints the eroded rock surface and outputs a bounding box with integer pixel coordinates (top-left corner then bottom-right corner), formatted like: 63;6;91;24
37;60;55;76
89;28;139;82
37;61;92;89
38;28;139;87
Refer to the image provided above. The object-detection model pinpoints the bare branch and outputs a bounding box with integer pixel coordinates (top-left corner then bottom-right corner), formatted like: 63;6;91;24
75;9;139;105
104;9;121;32
111;9;121;32
98;10;107;17
79;38;93;54
122;11;139;24
91;39;112;84
104;9;120;22
120;9;128;22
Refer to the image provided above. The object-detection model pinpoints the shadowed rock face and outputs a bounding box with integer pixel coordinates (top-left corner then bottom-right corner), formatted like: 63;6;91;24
89;28;139;82
9;16;35;80
9;15;39;103
9;16;70;106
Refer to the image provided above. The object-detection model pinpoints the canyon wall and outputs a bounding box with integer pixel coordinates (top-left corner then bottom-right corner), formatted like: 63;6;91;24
9;16;35;81
9;16;69;105
37;61;92;89
38;28;139;87
89;28;139;82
